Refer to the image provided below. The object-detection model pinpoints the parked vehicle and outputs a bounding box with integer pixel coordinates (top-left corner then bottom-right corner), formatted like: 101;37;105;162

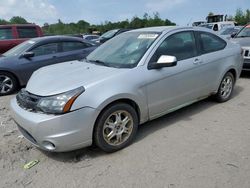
0;36;97;95
66;34;83;38
231;24;250;70
206;14;227;23
0;24;43;54
219;26;243;39
192;21;206;27
199;22;235;32
83;34;100;41
92;28;131;43
11;26;243;153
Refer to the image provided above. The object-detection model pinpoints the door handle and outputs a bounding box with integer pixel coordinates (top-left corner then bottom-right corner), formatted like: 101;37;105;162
193;58;202;65
52;56;57;59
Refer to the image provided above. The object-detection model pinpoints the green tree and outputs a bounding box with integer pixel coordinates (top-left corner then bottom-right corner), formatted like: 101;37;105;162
0;19;9;25
130;16;144;28
42;13;176;35
165;19;175;26
77;20;90;29
9;16;28;24
235;8;246;25
246;9;250;23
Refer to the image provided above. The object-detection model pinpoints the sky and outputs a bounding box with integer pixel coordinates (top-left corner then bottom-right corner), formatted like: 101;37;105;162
0;0;249;26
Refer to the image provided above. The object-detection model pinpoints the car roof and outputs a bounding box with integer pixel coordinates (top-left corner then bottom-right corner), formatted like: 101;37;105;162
29;35;90;43
129;26;208;33
127;26;223;37
201;21;235;25
0;24;39;27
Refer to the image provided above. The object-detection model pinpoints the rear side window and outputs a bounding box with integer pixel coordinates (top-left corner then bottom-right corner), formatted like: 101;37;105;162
62;41;88;52
32;43;58;56
17;27;38;38
86;36;98;40
198;32;226;54
151;31;197;62
0;28;13;40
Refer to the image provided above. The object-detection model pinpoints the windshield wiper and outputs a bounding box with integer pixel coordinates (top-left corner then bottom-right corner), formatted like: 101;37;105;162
86;59;110;67
236;36;249;38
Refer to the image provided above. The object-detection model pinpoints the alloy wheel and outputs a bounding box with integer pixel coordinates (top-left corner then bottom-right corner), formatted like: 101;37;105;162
103;110;133;146
0;75;13;94
220;75;233;99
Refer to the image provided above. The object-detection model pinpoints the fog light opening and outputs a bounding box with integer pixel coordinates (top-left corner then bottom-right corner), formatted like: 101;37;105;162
42;141;56;151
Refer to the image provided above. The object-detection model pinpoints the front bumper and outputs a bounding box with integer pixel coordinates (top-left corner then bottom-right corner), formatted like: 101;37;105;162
10;98;99;152
243;58;250;70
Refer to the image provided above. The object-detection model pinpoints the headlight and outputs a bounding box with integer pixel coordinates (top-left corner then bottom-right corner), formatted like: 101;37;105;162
37;87;85;114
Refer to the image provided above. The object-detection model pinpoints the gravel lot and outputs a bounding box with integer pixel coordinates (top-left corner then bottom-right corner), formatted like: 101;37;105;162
1;73;250;188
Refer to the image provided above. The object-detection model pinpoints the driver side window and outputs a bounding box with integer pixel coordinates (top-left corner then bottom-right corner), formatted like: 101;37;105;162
150;31;197;63
32;43;59;57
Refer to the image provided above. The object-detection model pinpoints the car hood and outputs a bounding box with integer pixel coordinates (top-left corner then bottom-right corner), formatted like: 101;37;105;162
231;37;250;47
0;55;15;64
26;60;127;96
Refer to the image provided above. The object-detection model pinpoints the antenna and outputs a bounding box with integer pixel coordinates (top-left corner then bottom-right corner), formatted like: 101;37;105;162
187;18;193;26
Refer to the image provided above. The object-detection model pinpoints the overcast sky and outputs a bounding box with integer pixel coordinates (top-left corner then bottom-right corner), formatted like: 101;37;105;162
0;0;249;26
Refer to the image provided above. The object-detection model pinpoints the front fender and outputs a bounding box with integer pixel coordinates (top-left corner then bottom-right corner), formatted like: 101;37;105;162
72;87;149;124
96;93;148;124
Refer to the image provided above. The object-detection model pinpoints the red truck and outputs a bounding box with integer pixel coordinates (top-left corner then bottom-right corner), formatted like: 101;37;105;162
0;24;43;54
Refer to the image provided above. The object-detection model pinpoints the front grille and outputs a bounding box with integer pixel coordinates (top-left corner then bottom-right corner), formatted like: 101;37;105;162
244;50;249;57
243;59;250;70
16;89;41;112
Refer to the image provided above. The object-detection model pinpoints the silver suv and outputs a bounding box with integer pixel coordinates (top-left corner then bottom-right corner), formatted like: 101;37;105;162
231;24;250;70
11;26;243;153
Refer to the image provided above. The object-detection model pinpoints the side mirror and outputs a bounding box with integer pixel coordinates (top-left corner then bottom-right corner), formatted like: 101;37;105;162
21;51;35;59
99;38;108;43
231;33;237;38
148;55;177;70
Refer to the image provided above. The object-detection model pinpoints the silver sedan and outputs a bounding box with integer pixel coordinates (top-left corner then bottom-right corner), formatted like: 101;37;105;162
11;26;243;153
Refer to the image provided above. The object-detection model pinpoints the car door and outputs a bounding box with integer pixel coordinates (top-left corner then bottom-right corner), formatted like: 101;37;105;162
195;31;228;92
146;30;209;119
18;42;60;83
58;41;95;62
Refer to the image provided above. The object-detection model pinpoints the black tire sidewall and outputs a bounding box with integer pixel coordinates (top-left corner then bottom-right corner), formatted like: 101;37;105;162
0;71;18;96
94;103;139;153
216;72;235;102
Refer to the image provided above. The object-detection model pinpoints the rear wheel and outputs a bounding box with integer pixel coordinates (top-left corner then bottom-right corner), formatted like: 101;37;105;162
94;103;138;153
0;71;18;96
214;72;235;102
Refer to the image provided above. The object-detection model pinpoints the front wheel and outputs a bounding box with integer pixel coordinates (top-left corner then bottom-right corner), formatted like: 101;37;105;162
214;72;235;103
0;72;18;96
93;103;138;153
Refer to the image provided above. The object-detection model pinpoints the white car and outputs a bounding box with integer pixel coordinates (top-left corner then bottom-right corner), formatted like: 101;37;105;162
200;21;235;32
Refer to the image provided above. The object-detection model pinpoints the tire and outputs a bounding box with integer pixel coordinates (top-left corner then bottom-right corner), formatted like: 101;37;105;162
214;72;235;103
0;71;18;96
93;103;139;153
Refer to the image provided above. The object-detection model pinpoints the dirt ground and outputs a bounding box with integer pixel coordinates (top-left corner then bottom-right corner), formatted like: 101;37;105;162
1;73;250;188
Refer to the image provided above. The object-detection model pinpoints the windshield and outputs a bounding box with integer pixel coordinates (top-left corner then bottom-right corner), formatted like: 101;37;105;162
220;27;234;35
236;25;250;38
200;24;213;29
3;40;35;57
86;32;160;68
101;29;119;39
